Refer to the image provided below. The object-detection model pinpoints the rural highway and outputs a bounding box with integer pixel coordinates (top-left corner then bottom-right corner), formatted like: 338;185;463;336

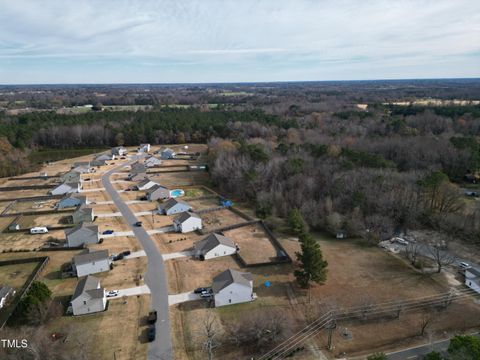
102;159;173;360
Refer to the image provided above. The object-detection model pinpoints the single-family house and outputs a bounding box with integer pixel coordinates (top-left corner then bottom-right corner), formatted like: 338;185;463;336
59;171;81;183
72;205;94;224
194;233;237;260
95;154;115;161
146;185;171;201
72;249;110;277
139;143;151;153
130;162;147;174
65;223;99;247
58;194;87;209
160;148;176;159
0;285;15;309
158;198;192;215
71;275;106;315
111;146;127;156
145;156;162;168
50;181;81;195
465;268;480;294
212;269;254;307
128;172;147;182
135;178;157;191
90;159;106;167
173;212;202;233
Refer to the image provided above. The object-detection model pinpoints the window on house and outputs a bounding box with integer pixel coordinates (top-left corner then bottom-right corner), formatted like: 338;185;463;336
229;299;231;303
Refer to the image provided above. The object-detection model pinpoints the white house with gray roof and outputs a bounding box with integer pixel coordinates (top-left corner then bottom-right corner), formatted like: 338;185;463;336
158;198;192;215
194;233;237;260
50;181;81;195
72;205;94;224
465;268;480;294
0;285;15;309
65;223;99;247
72;249;110;277
212;269;254;307
160;148;176;159
111;146;127;156
139;143;151;153
146;184;171;201
173;212;202;233
145;156;162;168
136;178;158;191
71;275;106;315
58;194;88;209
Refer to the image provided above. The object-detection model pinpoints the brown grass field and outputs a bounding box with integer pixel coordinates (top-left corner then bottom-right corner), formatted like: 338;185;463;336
201;208;248;232
224;223;278;264
0;262;39;291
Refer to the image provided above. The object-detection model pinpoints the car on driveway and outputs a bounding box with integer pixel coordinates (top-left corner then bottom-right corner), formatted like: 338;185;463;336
194;287;208;294
147;325;156;342
459;262;471;269
102;230;114;235
122;250;131;256
200;292;212;298
106;290;119;298
134;221;143;227
113;254;124;261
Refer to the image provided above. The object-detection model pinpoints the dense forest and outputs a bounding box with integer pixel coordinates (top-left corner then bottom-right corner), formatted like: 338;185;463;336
1;80;480;248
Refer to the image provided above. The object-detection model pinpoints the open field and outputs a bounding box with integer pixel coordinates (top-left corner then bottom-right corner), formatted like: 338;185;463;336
224;223;278;264
0;262;38;290
200;208;248;232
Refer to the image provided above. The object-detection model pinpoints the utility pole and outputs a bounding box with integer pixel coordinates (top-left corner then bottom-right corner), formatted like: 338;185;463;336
326;314;337;351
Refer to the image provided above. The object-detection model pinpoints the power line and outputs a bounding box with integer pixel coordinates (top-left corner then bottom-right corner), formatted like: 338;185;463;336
258;288;478;360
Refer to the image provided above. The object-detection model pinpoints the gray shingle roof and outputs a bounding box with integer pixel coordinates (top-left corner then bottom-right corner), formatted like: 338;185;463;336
0;285;14;299
137;178;152;187
73;249;109;266
161;198;190;211
65;223;98;236
146;184;169;194
468;267;480;277
174;211;200;223
74;205;93;217
195;233;235;254
72;275;103;301
212;269;253;294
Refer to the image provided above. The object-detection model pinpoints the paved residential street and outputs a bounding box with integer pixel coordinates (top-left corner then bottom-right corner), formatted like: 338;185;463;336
102;160;173;360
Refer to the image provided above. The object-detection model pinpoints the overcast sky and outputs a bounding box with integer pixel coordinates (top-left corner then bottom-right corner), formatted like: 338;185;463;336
0;0;479;84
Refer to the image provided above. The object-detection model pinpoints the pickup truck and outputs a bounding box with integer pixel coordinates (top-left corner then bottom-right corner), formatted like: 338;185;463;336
148;310;157;324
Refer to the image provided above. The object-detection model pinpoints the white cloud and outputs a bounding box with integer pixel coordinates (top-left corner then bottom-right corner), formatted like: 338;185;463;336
0;0;479;83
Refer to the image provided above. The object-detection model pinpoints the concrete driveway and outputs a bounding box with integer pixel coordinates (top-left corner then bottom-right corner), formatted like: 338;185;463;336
168;291;202;306
162;250;194;261
107;285;151;299
102;159;173;360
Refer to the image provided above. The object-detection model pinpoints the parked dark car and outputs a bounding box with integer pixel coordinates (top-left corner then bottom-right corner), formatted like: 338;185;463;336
194;287;208;294
135;221;142;227
147;326;156;342
84;178;91;181
113;254;124;261
148;310;157;324
102;230;114;235
122;250;131;256
139;196;148;201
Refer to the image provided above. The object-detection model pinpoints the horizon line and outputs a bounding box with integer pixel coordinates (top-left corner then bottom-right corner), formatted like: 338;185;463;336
1;76;480;87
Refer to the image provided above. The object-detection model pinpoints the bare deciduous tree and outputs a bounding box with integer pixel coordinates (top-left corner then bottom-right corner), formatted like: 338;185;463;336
427;244;455;273
202;311;221;360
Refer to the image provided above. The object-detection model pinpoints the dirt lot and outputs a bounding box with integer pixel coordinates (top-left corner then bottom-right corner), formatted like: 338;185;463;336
148;171;209;188
188;197;219;211
201;208;248;232
4;198;59;214
224;223;278;264
0;229;65;251
0;261;39;290
95;216;130;233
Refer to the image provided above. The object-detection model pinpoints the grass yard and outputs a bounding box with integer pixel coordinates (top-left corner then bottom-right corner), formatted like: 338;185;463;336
148;171;209;188
187;197;219;211
95;216;130;233
0;262;38;291
0;229;65;251
5;198;59;214
224;223;278;264
201;208;248;232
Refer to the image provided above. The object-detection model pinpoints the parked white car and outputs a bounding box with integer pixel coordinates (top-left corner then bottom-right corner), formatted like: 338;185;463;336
392;237;408;245
459;262;471;269
106;290;119;298
30;227;48;234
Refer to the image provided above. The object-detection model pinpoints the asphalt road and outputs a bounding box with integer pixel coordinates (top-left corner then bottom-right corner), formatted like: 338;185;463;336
387;333;479;360
102;160;173;360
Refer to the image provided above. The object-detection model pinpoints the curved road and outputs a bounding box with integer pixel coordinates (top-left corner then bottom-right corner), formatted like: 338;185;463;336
102;161;173;360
